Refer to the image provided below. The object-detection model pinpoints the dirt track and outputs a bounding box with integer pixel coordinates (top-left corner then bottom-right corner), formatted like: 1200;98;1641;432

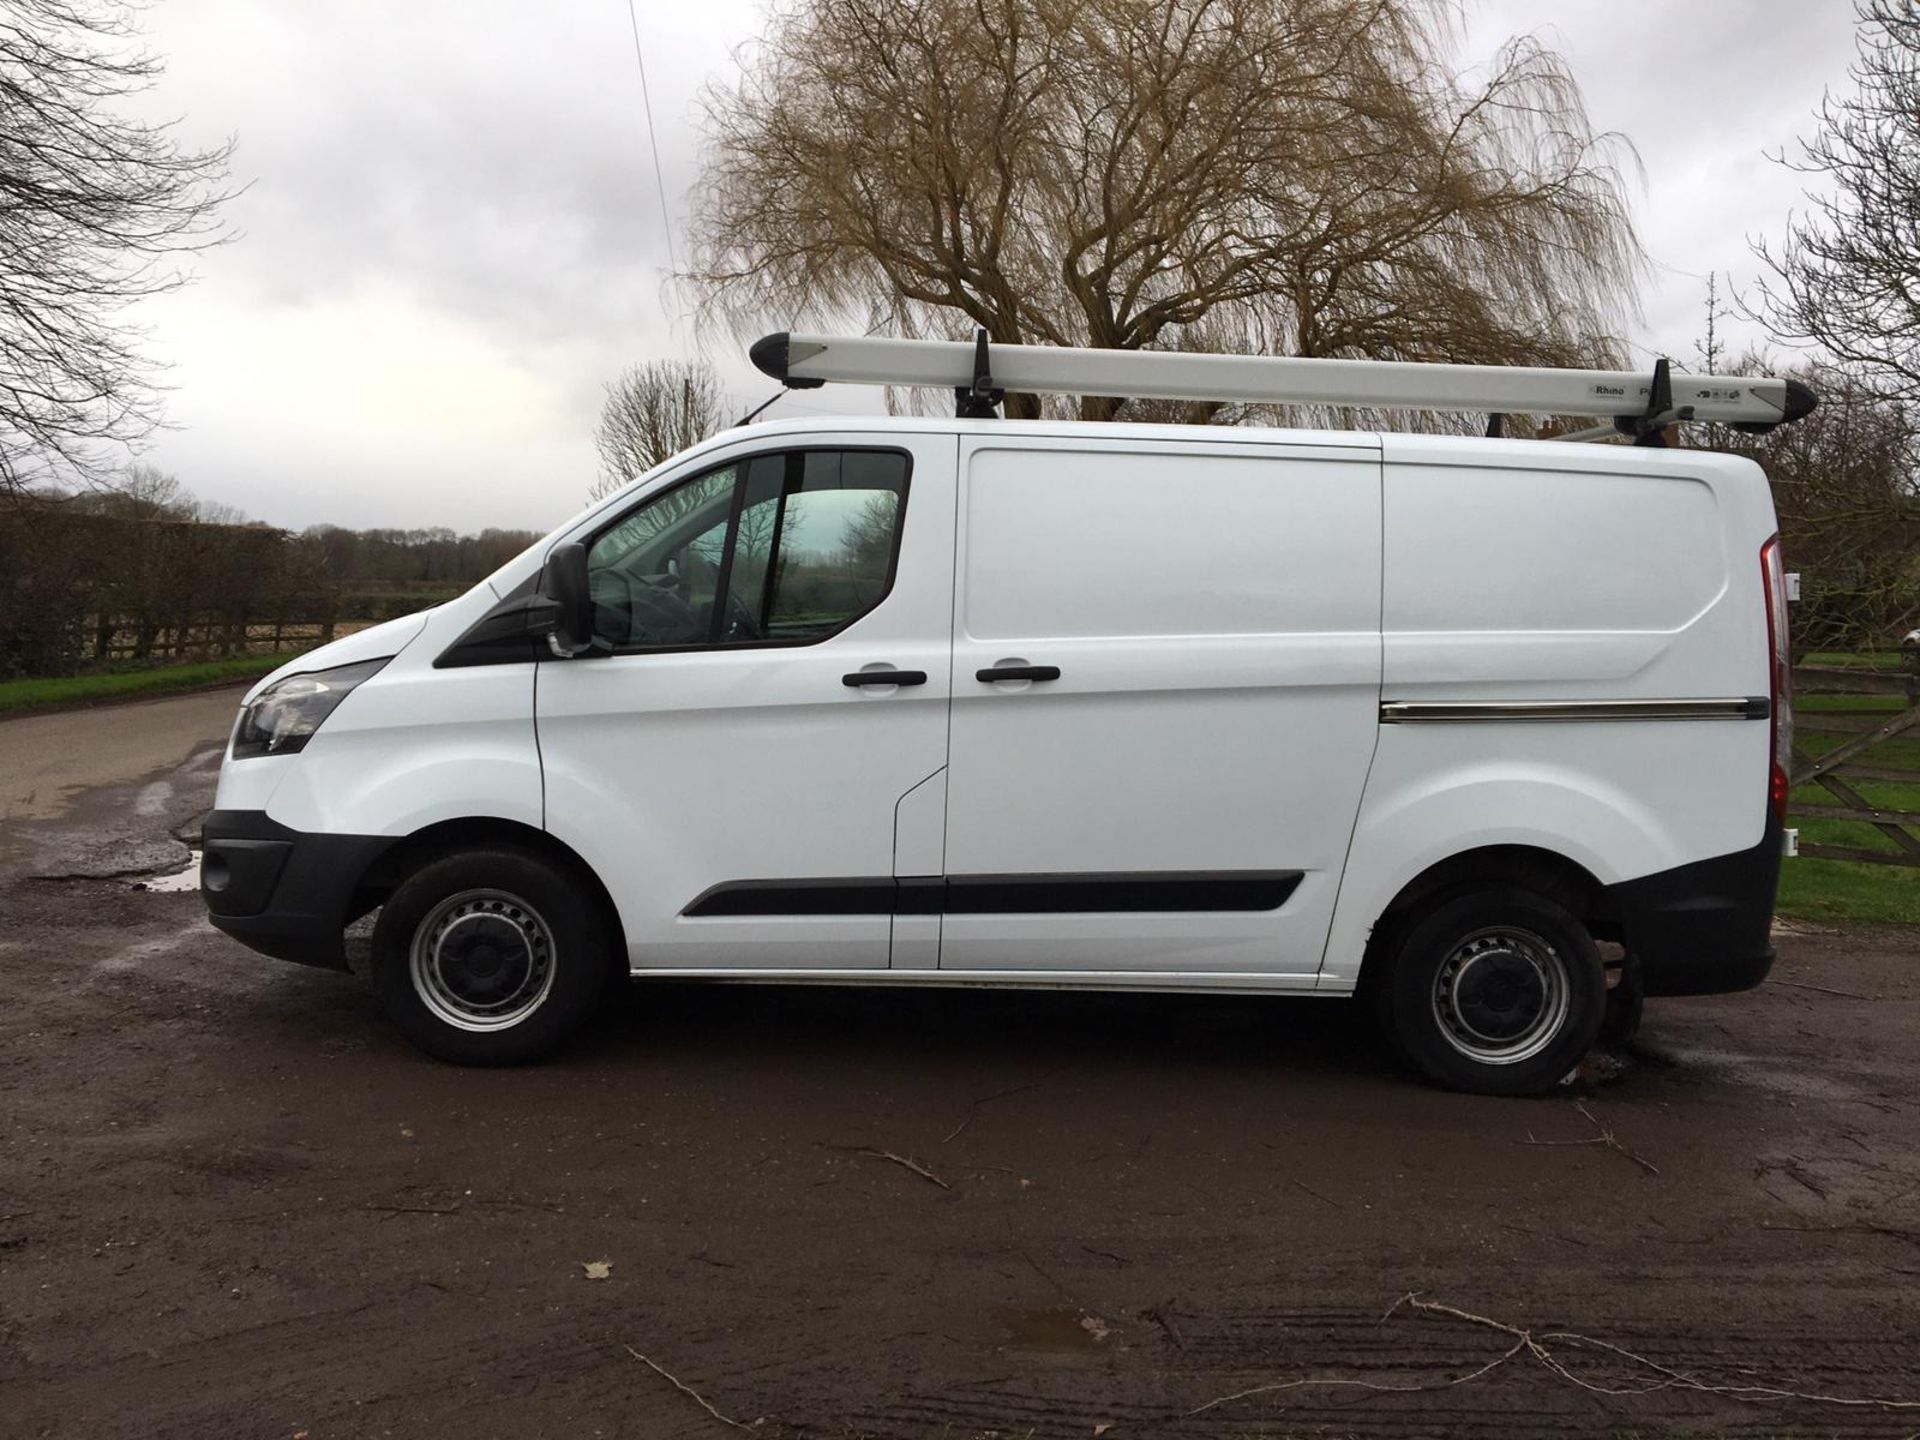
1;695;1918;1438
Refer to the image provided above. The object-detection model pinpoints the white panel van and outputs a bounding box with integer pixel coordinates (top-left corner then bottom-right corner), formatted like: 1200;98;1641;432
201;413;1792;1095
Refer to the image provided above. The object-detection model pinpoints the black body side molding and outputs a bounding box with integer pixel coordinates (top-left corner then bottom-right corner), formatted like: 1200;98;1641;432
683;871;1303;919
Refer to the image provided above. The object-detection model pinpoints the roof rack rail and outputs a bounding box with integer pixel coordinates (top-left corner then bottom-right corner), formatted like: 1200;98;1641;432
749;330;1819;443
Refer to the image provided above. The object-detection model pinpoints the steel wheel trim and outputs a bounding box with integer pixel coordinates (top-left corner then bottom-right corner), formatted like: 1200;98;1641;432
408;888;557;1033
1430;925;1571;1066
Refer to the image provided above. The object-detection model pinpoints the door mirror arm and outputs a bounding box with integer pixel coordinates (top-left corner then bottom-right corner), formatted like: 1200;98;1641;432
538;542;594;657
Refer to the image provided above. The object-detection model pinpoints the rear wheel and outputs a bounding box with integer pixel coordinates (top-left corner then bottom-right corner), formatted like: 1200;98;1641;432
1378;886;1605;1096
371;847;614;1065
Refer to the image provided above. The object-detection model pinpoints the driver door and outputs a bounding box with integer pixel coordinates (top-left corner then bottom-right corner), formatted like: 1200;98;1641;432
535;433;956;971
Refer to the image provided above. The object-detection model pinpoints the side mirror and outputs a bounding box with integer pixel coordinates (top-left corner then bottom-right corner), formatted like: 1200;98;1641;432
432;549;593;669
539;542;593;656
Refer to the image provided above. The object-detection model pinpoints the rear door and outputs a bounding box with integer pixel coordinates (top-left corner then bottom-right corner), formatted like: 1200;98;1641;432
939;434;1382;974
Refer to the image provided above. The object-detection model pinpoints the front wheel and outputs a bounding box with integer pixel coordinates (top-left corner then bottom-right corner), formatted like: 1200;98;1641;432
1378;886;1605;1096
371;846;614;1065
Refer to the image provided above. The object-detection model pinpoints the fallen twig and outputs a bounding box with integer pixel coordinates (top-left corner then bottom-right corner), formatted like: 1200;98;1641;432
1497;1221;1593;1249
1522;1102;1659;1177
1762;1220;1920;1247
624;1345;754;1430
866;1149;951;1190
364;1201;462;1216
1780;1159;1832;1200
1186;1292;1920;1417
1189;1299;1526;1414
1772;980;1875;1000
941;1081;1042;1143
820;1143;953;1189
1290;1179;1341;1209
474;1196;566;1214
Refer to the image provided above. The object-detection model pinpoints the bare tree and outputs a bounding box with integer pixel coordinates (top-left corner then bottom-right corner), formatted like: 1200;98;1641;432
1711;355;1920;649
59;461;252;524
102;461;187;519
1750;2;1920;401
0;0;234;493
188;497;252;527
692;0;1643;421
590;359;727;500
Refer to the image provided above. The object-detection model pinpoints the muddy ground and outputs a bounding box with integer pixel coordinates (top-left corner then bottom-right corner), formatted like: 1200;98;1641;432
1;692;1917;1439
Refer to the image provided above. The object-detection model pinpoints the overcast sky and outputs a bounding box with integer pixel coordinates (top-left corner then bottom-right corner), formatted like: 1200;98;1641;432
130;0;1863;533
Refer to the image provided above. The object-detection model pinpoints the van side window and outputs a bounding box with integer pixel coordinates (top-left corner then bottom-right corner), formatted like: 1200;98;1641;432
585;449;909;652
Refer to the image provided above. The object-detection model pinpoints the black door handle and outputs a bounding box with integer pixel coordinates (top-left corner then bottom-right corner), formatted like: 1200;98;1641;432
843;669;928;687
976;665;1061;683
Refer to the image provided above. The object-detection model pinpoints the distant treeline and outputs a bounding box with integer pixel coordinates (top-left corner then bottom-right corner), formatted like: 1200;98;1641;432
0;487;543;679
299;524;542;590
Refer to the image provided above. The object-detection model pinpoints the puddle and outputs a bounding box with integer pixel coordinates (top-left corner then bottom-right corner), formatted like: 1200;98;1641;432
993;1305;1114;1352
133;850;201;893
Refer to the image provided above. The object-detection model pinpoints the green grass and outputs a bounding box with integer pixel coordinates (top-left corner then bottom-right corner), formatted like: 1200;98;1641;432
1779;650;1920;923
1797;692;1908;713
1802;649;1906;669
1777;855;1920;925
0;653;294;716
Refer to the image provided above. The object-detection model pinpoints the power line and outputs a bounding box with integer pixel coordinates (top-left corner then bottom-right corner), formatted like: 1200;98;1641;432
623;0;678;278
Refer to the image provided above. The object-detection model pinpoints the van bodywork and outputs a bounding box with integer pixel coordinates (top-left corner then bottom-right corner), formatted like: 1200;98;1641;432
201;418;1782;1078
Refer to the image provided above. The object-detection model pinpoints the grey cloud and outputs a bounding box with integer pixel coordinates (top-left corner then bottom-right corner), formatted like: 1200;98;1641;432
121;0;1871;529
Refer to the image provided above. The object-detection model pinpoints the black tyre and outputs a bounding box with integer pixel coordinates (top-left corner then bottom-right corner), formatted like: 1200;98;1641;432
1378;886;1605;1096
370;846;614;1065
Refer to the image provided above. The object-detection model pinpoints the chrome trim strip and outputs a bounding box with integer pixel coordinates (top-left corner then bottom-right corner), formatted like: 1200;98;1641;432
1380;698;1769;724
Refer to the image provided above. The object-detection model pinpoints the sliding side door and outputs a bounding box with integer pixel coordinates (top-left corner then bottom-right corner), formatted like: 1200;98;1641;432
939;435;1382;976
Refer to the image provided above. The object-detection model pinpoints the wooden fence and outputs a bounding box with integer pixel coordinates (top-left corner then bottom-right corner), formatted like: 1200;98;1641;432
87;615;339;663
1790;655;1920;867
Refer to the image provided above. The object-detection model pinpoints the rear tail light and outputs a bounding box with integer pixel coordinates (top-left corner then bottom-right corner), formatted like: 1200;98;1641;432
1761;535;1793;823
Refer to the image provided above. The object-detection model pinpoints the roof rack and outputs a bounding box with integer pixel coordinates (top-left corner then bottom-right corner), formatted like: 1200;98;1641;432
749;330;1819;445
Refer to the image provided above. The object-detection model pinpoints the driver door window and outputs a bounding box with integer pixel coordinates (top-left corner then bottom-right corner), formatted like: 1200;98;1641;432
585;450;908;652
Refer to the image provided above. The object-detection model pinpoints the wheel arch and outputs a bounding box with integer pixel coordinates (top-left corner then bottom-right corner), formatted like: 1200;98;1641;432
350;817;627;959
1353;844;1614;999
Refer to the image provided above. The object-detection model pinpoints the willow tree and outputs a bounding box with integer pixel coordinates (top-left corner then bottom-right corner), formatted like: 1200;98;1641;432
691;0;1643;420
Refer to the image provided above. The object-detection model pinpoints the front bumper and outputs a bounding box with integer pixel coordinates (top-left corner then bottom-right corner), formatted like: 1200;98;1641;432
200;810;394;971
1606;814;1784;997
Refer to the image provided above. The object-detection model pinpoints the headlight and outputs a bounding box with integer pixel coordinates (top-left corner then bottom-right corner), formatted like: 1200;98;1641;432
232;658;388;759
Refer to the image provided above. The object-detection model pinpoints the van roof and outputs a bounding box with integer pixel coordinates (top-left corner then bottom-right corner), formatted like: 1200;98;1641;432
696;413;1765;478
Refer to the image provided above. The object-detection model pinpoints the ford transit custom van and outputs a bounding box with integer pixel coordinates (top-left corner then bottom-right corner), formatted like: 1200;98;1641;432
202;335;1802;1094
